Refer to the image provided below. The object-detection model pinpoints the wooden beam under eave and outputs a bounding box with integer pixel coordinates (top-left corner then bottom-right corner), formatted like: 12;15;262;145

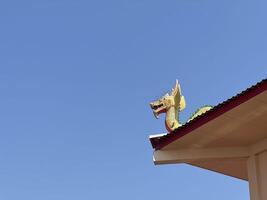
153;146;250;165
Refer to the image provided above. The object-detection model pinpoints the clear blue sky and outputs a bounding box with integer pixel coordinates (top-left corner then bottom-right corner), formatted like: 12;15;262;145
0;0;267;199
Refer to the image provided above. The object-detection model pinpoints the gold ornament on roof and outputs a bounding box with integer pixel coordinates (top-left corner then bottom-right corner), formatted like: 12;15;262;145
150;80;212;132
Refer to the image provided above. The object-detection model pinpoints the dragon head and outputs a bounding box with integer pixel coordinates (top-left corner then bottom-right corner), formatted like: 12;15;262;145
150;80;186;119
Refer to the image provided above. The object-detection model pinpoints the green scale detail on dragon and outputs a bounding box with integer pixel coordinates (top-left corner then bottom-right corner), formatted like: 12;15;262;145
150;80;212;132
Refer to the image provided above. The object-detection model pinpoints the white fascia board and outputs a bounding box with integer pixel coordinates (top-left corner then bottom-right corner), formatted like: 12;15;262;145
149;133;168;139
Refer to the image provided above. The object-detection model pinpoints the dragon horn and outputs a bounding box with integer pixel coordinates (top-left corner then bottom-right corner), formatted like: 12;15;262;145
171;79;181;96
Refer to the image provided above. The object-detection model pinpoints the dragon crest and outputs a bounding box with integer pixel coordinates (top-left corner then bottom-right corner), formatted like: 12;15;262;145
150;80;212;132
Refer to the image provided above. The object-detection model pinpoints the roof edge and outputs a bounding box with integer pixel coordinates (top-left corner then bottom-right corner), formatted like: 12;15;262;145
150;79;267;150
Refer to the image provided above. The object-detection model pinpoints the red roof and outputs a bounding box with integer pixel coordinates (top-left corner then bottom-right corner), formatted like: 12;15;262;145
150;79;267;150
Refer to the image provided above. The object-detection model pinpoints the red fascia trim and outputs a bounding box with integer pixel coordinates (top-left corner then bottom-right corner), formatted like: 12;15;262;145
150;79;267;150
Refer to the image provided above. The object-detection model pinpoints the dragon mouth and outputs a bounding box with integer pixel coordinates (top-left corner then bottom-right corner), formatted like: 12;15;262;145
150;102;166;119
151;103;163;110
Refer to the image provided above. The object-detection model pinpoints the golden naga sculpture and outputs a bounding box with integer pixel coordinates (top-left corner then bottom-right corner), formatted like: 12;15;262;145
150;80;212;132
